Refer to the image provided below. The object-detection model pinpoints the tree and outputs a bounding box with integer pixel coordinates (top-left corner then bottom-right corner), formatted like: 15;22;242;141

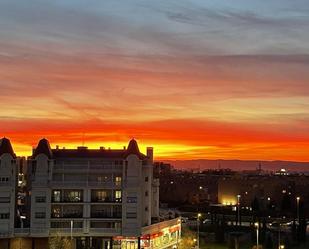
178;227;196;249
281;194;291;213
265;234;273;249
49;233;72;249
251;197;260;213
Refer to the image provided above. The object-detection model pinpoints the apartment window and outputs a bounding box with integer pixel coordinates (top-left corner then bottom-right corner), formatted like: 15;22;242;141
52;190;61;202
35;212;46;219
0;213;10;219
32;161;37;175
64;190;82;202
35;196;46;203
95;191;108;202
115;176;122;186
51;206;61;218
115;190;122;202
0;177;9;182
113;206;122;218
145;207;148;211
126;212;137;219
145;191;148;197
0;197;10;203
97;175;109;183
127;197;137;203
145;177;149;182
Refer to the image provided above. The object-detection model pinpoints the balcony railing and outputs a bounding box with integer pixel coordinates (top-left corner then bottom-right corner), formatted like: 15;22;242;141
51;213;83;219
14;228;30;235
90;212;122;219
51;198;83;203
89;228;121;235
91;197;122;203
50;228;84;234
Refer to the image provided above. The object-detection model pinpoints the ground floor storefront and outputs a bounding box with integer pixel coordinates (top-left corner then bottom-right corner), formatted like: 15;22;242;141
0;218;181;249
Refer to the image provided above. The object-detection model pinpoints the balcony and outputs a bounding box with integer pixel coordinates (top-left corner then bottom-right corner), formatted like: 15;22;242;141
90;212;122;219
52;198;83;203
51;213;83;219
14;228;30;236
50;228;84;236
89;228;121;236
90;197;122;203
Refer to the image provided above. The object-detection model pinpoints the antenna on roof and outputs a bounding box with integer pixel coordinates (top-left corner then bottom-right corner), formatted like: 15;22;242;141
82;132;85;146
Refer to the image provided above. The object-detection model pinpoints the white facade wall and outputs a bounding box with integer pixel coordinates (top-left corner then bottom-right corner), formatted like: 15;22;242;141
28;146;159;239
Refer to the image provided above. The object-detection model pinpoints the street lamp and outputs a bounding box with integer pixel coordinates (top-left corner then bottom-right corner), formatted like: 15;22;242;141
296;197;300;224
197;213;202;249
237;195;241;226
20;215;26;230
70;220;73;240
278;222;281;249
254;222;259;249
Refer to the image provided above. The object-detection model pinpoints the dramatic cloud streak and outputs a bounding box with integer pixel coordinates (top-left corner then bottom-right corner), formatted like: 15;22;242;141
0;0;309;161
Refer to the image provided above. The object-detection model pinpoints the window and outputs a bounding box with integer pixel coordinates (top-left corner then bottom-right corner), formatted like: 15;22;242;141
145;206;148;211
145;191;148;197
0;177;9;182
115;190;122;202
96;191;108;202
97;175;109;183
35;212;46;219
0;213;10;219
0;197;10;203
127;197;137;203
35;196;46;203
51;206;61;218
126;212;137;219
113;206;122;218
52;190;61;202
64;190;82;202
32;161;37;175
145;177;149;182
115;176;122;186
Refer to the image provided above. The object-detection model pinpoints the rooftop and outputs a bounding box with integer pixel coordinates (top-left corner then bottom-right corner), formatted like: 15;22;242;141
32;138;146;159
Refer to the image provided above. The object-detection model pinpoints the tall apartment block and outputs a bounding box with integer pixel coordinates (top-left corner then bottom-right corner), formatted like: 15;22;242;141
0;137;181;249
0;138;17;240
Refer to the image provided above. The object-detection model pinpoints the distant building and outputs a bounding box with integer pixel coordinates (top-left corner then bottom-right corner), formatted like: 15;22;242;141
0;138;181;249
218;175;297;209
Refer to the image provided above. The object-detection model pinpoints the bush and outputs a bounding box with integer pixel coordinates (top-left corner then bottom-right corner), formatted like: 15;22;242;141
48;233;72;249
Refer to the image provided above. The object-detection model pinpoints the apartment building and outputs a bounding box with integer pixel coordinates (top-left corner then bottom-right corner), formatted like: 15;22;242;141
0;138;17;242
0;138;181;249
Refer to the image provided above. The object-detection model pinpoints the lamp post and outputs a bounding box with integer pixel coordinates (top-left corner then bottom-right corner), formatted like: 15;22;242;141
237;195;241;226
70;220;73;240
254;222;259;249
197;213;202;249
278;222;281;249
296;197;300;224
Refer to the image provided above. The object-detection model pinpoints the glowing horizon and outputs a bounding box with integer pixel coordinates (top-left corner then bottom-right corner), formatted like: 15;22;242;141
1;0;309;162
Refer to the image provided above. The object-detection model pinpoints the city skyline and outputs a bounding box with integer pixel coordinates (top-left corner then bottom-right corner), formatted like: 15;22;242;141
1;0;309;161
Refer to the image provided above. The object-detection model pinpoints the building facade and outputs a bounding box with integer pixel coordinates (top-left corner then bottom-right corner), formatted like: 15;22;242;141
0;138;17;241
0;138;181;249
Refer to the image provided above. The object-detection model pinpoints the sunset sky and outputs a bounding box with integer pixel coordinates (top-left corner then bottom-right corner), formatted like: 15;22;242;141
1;0;309;161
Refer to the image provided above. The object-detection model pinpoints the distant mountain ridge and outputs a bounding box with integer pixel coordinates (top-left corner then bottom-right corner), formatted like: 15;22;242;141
162;159;309;172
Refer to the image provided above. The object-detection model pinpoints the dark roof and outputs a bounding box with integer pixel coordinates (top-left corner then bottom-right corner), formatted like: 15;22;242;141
32;138;53;159
0;137;16;158
124;139;146;159
31;138;147;159
52;148;126;159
